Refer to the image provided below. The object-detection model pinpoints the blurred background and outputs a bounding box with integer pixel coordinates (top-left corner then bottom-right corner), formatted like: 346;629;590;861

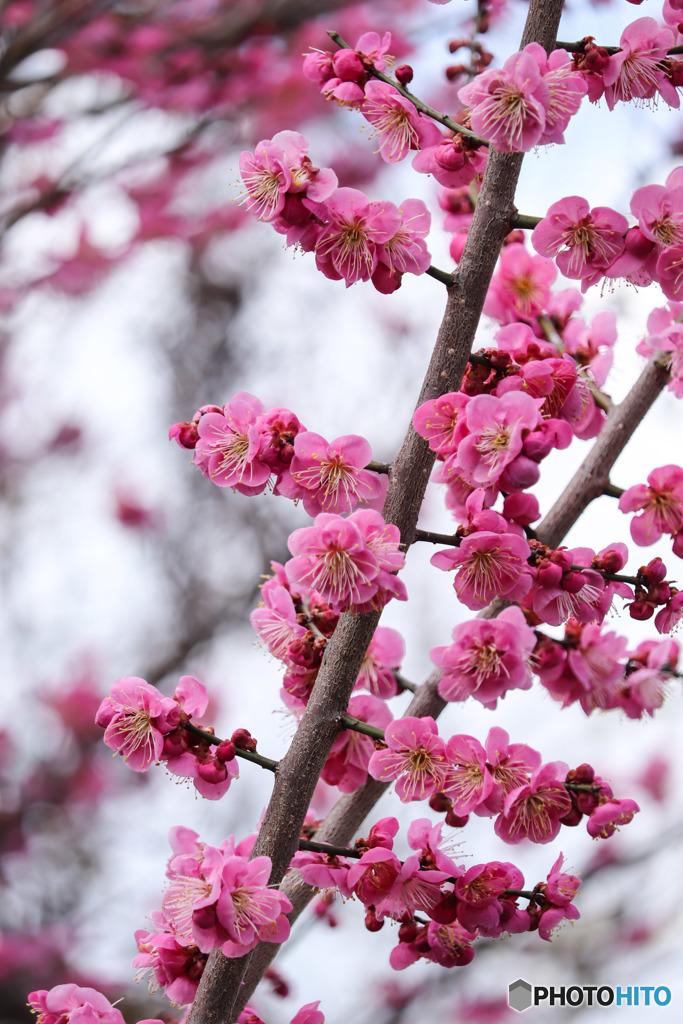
1;1;682;1022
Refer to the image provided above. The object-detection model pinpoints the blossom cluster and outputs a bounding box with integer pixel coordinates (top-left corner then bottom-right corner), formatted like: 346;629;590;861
95;675;248;799
134;827;292;1004
28;984;164;1024
571;16;683;110
364;720;639;845
239;130;431;292
458;44;587;153
170;391;387;512
252;557;406;709
532;169;683;303
535;621;680;717
292;816;582;970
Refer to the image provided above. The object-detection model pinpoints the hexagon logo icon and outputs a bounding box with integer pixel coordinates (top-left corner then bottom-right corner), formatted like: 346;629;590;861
508;979;533;1013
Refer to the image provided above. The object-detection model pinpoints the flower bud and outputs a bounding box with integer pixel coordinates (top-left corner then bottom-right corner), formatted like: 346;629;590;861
216;739;236;762
232;727;257;751
395;64;414;85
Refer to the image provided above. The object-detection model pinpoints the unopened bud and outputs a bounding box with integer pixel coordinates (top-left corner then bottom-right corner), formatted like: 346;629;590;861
231;727;257;751
395;64;413;85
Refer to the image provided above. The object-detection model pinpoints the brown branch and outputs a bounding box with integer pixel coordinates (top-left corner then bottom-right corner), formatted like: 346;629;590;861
195;2;570;1019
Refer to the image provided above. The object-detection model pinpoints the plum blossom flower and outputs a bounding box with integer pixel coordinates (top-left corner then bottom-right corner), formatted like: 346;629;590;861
442;734;494;815
372;198;432;293
354;626;405;698
285;510;405;614
603;18;677;109
322;694;392;792
432;607;535;708
586;798;640;839
348;847;401;905
361;81;442;163
619;465;683;545
290;1003;325;1024
134;926;208;1004
454;391;543;486
480;727;541;815
239;131;337;222
95;676;178;771
536;853;581;940
216;855;292;956
314;188;401;286
495;763;572;844
193;393;271;494
536;620;628;714
454;861;525;932
412;391;470;455
531;196;628;282
637;301;683;394
374;854;448;921
524;44;587;145
483;243;556;324
368;716;449;800
458;50;551;152
290;432;383;515
412;132;487;189
431;531;533;611
28;986;129;1024
285;513;379;612
250;584;308;661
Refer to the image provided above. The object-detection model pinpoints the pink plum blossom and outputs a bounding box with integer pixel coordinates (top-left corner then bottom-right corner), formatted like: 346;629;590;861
431;607;535;708
290;1003;325;1024
586;799;640;839
483;243;556;324
454;391;543;486
285;510;405;614
619;464;683;545
374;854;448;921
412;391;470;455
443;734;494;815
322;694;392;792
372;198;432;292
495;763;572;844
458;50;551;153
355;626;405;698
454;861;525;932
480;727;542;816
637;301;683;394
368;716;449;801
28;987;128;1024
412;132;488;189
290;432;383;515
95;676;178;771
250;584;308;661
431;531;533;611
524;44;587;145
532;196;628;282
290;850;353;899
193;393;272;494
314;188;402;286
239;131;337;222
407;818;463;876
134;927;208;1004
285;513;380;613
603;18;677;109
536;620;628;714
361;81;442;163
348;847;401;906
216;855;292;956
